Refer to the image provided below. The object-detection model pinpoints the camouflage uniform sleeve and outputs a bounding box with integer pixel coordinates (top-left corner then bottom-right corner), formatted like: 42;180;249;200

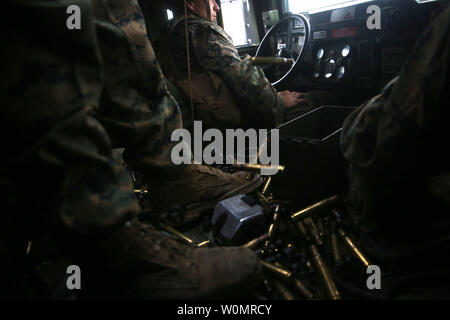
341;6;450;180
339;7;450;249
1;0;140;238
190;22;285;127
92;0;184;182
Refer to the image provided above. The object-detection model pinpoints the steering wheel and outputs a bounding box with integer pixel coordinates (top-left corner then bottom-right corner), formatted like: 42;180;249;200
256;14;310;86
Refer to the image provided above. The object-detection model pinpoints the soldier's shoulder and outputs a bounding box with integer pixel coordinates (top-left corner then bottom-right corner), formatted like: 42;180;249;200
187;17;233;43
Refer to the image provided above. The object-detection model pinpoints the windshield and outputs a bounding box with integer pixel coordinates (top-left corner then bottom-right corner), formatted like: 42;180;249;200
286;0;374;14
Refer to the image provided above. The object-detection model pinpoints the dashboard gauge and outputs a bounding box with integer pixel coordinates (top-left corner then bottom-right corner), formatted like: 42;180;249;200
324;58;336;78
342;45;350;57
317;48;324;59
337;66;345;79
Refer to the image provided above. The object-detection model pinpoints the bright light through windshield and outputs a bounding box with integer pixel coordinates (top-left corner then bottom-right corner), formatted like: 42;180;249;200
287;0;373;13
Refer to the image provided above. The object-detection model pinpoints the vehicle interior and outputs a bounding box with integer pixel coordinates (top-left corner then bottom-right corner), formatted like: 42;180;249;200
133;0;449;299
143;0;444;104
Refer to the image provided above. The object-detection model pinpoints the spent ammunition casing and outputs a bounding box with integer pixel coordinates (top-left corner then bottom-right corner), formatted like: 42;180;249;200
243;234;269;249
232;163;285;173
256;191;272;213
310;245;340;300
271;280;296;300
317;219;326;237
268;205;281;240
304;218;322;245
291;195;339;221
296;221;311;241
293;278;314;300
338;228;371;267
26;241;32;256
256;191;270;205
261;260;292;279
129;169;137;183
262;176;272;196
330;225;343;267
339;238;353;262
273;261;283;268
196;240;210;247
160;224;194;245
272;262;314;299
134;189;148;195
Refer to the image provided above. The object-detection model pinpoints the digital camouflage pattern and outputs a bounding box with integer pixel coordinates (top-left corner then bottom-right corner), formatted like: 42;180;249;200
160;14;285;128
90;218;262;299
341;6;450;263
1;0;263;299
93;0;185;181
0;0;184;239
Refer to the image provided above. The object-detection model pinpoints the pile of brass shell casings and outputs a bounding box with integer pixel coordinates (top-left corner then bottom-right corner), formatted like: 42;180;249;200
290;196;341;300
251;193;375;300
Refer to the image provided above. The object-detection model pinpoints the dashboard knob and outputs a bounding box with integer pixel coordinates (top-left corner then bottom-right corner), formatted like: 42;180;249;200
317;48;324;60
342;45;350;57
324;59;336;79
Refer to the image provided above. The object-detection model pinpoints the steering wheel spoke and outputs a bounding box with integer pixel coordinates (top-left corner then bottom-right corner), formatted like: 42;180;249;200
255;14;310;86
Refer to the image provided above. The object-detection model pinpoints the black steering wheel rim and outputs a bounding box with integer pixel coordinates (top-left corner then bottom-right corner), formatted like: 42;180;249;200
256;14;311;86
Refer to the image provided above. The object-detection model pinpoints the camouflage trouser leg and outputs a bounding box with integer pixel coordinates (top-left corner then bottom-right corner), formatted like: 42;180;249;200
1;0;140;297
1;0;139;237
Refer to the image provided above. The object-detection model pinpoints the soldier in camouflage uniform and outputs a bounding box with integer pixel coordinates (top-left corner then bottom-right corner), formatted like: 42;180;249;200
159;0;308;130
91;0;263;222
340;5;450;297
1;0;262;299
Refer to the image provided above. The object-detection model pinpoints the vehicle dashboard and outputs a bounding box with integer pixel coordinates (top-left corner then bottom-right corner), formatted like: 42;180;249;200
247;0;445;105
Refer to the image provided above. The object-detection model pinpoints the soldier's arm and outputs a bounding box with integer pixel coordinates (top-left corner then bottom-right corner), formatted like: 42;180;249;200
341;7;449;180
191;23;285;127
89;0;185;189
